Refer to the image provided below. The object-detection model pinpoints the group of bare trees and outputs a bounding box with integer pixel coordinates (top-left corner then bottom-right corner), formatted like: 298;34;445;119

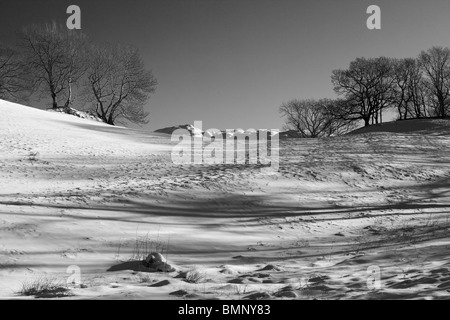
281;46;450;137
0;22;157;125
279;99;354;138
20;23;88;110
331;56;394;127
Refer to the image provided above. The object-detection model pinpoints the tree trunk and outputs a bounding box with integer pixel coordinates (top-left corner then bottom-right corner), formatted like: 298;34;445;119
64;79;73;111
438;95;446;118
51;93;58;109
397;107;403;120
107;114;115;125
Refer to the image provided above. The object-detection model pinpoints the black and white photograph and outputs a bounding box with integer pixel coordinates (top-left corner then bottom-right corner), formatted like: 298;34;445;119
1;0;450;302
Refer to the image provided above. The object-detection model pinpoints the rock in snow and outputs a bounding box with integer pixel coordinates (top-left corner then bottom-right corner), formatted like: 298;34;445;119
143;252;175;272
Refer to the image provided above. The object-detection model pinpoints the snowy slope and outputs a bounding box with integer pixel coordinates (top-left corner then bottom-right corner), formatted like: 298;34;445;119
1;99;450;300
349;118;450;135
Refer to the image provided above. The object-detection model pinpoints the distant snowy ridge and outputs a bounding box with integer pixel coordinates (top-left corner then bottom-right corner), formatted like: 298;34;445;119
155;125;281;138
154;124;203;137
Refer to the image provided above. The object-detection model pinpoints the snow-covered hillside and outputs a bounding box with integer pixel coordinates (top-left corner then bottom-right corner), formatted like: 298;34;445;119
349;118;450;135
1;99;450;300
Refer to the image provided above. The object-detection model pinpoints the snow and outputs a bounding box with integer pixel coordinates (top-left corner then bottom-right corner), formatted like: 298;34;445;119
348;118;450;135
154;124;203;137
1;99;450;300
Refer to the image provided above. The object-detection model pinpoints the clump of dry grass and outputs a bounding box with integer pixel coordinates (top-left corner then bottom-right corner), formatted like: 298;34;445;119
137;273;153;283
17;277;73;298
184;269;206;284
120;228;170;263
27;151;39;165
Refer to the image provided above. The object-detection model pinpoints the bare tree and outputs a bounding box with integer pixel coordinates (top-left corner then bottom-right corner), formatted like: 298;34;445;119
331;57;395;126
279;98;352;138
20;22;87;110
418;46;450;118
407;60;429;118
391;58;429;120
83;44;157;125
391;58;414;120
0;43;30;102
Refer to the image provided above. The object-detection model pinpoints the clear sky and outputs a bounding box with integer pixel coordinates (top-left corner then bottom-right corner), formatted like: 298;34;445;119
2;0;450;131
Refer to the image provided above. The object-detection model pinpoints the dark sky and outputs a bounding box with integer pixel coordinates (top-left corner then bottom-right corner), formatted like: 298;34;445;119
2;0;450;131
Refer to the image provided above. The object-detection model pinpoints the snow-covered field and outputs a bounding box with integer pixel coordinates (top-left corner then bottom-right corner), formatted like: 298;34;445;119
1;99;450;300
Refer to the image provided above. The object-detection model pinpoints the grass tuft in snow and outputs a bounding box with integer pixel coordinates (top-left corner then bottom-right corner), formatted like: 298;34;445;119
130;231;169;262
17;277;73;298
137;273;154;283
27;151;39;165
184;269;206;284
